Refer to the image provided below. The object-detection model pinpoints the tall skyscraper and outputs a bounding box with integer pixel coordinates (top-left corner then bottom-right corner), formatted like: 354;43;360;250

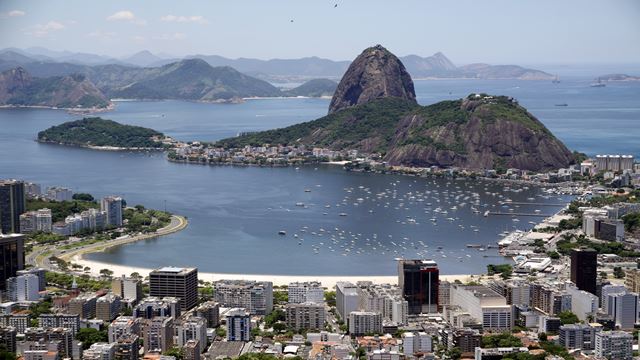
0;234;25;291
101;196;123;227
149;267;198;311
0;180;26;234
398;259;439;314
571;248;597;295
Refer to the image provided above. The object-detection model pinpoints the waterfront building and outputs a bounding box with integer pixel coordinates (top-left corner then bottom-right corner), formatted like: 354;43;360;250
288;281;324;304
38;314;80;335
594;154;635;172
68;294;98;319
108;316;140;343
194;301;220;328
335;281;359;321
46;187;73;202
570;248;597;295
0;234;25;291
176;316;207;348
19;209;52;234
449;284;512;331
558;324;597;350
142;317;174;353
83;342;116;360
133;297;180;319
398;259;439;314
401;332;432;355
285;302;325;331
0;326;16;353
348;311;382;336
112;276;143;304
149;267;198;311
226;308;251;342
101;196;123;227
0;180;26;234
5;273;39;301
214;279;272;315
356;282;408;326
96;294;122;322
594;331;633;360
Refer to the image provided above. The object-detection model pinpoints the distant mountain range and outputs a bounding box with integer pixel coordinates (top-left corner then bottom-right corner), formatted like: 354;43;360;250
598;73;640;81
0;47;554;81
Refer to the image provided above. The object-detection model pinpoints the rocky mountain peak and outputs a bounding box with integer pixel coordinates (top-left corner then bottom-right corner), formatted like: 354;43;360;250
328;45;416;114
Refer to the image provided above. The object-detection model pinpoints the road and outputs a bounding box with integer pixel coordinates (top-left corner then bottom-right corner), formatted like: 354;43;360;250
27;215;188;272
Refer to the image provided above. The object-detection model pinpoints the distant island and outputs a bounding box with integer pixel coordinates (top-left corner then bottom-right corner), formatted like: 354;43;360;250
598;74;640;82
37;117;167;150
0;67;110;110
217;45;574;172
283;79;338;97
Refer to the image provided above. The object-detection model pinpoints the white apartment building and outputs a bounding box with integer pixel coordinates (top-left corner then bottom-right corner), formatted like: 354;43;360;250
566;284;598;322
176;316;207;348
335;281;359;321
83;342;116;360
288;281;324;304
214;280;273;315
348;311;382;336
595;331;633;360
101;196;123;227
357;282;408;325
6;274;39;301
402;332;432;355
449;284;512;331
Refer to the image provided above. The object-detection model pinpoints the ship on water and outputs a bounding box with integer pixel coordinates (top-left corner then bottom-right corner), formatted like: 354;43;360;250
590;77;606;87
552;74;560;84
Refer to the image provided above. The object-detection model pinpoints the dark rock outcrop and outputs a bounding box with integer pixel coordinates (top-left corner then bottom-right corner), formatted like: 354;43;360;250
328;45;416;114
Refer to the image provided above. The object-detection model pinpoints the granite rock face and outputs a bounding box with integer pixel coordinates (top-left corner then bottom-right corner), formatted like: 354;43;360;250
328;45;416;114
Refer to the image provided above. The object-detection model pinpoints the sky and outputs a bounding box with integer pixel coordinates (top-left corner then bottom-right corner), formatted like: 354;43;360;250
0;0;639;65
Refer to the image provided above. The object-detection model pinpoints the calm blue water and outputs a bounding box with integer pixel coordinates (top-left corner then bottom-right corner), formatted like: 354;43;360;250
1;78;638;275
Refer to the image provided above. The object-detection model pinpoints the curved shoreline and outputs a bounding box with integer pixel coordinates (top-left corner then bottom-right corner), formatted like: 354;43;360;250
58;214;188;264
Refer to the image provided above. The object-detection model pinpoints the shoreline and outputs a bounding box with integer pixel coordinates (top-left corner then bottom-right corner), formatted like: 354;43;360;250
0;103;115;114
58;214;188;264
66;255;479;287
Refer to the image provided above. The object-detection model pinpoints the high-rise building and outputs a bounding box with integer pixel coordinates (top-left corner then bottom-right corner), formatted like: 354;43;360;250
142;317;174;353
176;316;207;348
195;301;220;328
24;328;74;360
285;302;325;331
17;268;46;291
96;294;122;322
108;316;140;343
398;259;439;314
449;284;512;331
605;292;638;330
112;276;143;304
0;326;17;353
101;196;123;228
348;311;382;336
114;334;139;360
68;294;98;319
38;314;81;335
149;267;198;311
46;187;73;202
5;273;39;301
356;282;408;325
335;281;358;321
558;324;597;350
595;331;633;360
571;248;597;295
0;180;26;234
133;297;180;319
288;281;324;304
184;339;200;360
226;308;251;342
214;280;273;315
19;209;52;234
0;234;25;291
402;332;432;355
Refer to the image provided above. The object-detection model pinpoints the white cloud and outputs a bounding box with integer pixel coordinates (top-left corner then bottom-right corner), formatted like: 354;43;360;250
154;32;187;41
86;31;116;40
106;10;146;25
26;21;65;37
1;9;26;18
160;15;207;24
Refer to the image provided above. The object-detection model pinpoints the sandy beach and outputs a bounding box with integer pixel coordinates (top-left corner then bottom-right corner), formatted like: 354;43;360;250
67;254;478;288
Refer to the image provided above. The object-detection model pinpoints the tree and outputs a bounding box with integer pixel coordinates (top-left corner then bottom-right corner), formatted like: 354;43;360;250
76;328;108;349
481;333;523;348
99;268;114;278
164;347;184;360
72;193;95;202
558;311;579;325
273;322;286;332
445;347;462;360
538;332;547;342
215;327;226;338
614;266;625;279
0;345;16;360
325;291;336;307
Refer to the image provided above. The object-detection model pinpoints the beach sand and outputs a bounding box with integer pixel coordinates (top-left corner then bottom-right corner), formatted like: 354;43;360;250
68;255;479;288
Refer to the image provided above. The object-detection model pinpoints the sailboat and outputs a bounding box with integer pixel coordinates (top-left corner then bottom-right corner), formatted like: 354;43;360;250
552;74;560;84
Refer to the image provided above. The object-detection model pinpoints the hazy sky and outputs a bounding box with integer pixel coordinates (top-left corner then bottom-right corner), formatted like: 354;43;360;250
1;0;639;64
